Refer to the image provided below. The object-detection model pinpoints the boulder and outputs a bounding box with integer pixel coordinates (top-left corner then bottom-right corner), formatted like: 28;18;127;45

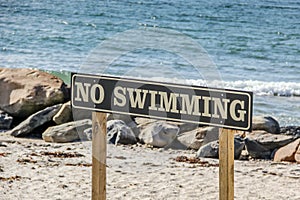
42;119;92;143
8;104;62;137
107;113;134;125
234;136;246;159
135;117;198;134
196;136;245;159
244;137;272;159
108;114;139;137
0;68;69;118
245;131;295;160
274;138;300;162
176;126;219;150
254;133;294;150
135;117;157;126
280;126;300;138
107;120;137;145
196;140;219;158
252;116;280;134
138;121;179;148
53;101;72;124
0;110;13;129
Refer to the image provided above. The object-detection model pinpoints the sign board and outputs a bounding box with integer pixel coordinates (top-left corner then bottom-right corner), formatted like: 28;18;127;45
71;73;252;131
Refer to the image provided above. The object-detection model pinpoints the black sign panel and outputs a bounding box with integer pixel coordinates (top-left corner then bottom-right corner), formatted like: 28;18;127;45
71;73;253;131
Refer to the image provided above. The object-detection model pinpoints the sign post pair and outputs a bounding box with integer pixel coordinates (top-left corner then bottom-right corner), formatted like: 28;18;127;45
71;73;253;200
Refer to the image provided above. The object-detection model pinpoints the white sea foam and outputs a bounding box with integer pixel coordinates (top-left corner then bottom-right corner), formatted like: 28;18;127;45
132;76;300;97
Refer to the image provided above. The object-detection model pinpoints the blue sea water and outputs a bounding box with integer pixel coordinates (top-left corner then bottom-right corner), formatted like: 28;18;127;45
0;0;299;126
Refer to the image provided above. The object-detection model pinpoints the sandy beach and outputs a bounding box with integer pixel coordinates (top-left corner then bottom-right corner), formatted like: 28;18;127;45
1;132;299;200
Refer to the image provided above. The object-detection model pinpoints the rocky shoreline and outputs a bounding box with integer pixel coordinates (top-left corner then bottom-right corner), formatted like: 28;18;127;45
1;68;300;163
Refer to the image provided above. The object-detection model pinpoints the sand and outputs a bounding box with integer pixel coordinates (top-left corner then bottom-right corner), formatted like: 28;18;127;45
0;132;299;200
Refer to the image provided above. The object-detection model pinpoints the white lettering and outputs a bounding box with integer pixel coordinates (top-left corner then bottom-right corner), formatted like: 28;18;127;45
158;92;179;113
127;88;148;109
230;100;246;122
74;82;91;102
180;94;201;115
212;98;230;119
113;86;126;107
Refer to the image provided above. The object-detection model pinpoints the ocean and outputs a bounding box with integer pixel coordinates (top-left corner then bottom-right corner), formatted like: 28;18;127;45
0;0;299;126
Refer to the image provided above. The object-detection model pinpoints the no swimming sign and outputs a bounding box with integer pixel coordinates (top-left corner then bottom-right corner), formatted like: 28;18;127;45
71;73;252;131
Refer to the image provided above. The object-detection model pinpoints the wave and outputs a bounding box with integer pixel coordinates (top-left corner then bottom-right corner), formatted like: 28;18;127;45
215;80;300;97
146;77;300;97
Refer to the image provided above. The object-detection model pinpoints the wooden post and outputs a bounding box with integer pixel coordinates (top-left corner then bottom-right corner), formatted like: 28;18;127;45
219;128;235;200
92;112;107;200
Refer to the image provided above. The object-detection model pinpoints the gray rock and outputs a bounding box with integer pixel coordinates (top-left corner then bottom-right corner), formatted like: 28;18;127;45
135;117;157;126
8;104;62;137
196;140;219;158
108;114;139;137
175;126;219;150
245;137;272;159
254;133;294;150
139;121;179;148
107;120;137;145
280;126;300;138
53;101;72;124
107;114;133;125
234;136;246;159
135;117;198;134
0;110;13;129
42;119;92;143
0;68;69;118
252;116;280;134
135;117;198;144
177;122;199;134
244;132;296;159
196;136;245;159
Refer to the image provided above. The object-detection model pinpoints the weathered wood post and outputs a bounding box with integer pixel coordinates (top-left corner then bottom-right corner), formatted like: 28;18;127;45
219;128;235;200
92;112;107;200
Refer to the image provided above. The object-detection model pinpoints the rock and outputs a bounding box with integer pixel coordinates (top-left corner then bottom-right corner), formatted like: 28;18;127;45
274;138;300;162
0;68;69;118
196;136;245;159
107;114;134;125
245;131;295;159
196;140;219;158
107;120;137;145
135;117;157;126
0;110;13;129
139;121;179;148
295;145;300;163
53;101;72;124
108;114;139;137
135;117;198;134
280;126;300;138
175;126;219;150
234;136;246;159
42;119;92;143
255;133;294;150
177;122;199;134
8;104;62;137
252;116;280;134
244;137;272;159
